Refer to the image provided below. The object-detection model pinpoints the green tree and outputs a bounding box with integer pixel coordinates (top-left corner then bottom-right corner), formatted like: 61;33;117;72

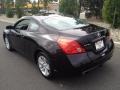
16;0;30;8
38;0;40;9
15;0;24;18
102;0;120;28
59;0;80;18
5;0;13;8
0;0;6;13
32;0;39;14
5;0;14;18
6;8;14;18
15;0;30;18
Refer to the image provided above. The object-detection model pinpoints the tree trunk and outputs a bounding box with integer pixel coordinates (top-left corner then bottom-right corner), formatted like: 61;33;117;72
38;0;40;10
79;0;82;18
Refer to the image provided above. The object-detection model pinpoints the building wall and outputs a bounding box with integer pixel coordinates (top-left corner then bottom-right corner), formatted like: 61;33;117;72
48;3;59;11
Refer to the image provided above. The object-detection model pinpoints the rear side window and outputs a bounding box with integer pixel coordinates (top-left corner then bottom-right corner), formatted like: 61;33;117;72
29;21;39;32
43;16;89;30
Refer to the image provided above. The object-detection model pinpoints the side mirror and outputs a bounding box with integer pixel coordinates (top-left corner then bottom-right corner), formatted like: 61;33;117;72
6;25;14;29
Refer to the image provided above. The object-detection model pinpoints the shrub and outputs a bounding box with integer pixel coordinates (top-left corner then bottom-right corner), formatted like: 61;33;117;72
102;0;120;28
31;6;39;15
6;8;14;18
16;6;24;18
59;0;80;18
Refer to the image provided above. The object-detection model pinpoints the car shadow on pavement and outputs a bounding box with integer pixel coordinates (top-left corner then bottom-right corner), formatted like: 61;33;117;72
10;50;114;82
51;63;114;87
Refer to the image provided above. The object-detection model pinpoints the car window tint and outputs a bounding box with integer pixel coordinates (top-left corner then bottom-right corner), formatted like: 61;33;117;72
15;20;29;31
29;21;39;31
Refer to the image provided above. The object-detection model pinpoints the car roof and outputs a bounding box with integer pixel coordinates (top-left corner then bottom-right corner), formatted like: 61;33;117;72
22;14;63;22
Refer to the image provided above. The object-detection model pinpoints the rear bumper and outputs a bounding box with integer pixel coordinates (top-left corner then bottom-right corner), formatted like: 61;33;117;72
75;47;113;72
54;40;114;72
68;40;114;68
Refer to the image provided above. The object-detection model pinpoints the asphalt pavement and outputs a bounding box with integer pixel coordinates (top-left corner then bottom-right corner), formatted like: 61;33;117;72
0;21;120;90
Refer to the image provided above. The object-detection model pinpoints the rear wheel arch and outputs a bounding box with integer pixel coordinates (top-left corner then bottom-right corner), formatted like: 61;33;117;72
34;48;51;64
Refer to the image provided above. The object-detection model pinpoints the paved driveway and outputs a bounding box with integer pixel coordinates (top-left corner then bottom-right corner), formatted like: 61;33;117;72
0;21;120;90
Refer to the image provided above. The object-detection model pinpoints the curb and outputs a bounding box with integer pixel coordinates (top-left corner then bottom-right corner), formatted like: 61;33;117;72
0;19;17;24
114;42;120;45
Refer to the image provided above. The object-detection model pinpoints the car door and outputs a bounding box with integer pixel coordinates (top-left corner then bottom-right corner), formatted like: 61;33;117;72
23;20;40;59
10;19;30;54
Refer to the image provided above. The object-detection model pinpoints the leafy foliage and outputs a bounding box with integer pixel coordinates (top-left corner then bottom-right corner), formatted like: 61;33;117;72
59;0;80;18
16;0;29;7
15;0;29;18
102;0;120;28
5;0;14;18
6;8;14;18
31;1;39;14
16;6;24;18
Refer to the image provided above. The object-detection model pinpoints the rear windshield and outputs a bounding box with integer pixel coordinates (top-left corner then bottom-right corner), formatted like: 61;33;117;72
43;16;89;30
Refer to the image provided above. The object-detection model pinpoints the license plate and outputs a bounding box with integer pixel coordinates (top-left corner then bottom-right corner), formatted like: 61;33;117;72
95;40;104;50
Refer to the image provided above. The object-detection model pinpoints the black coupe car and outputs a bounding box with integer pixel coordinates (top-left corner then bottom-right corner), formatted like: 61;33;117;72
3;15;114;79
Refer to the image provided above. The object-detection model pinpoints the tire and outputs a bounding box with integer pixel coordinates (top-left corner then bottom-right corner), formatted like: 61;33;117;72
4;35;13;51
37;52;55;79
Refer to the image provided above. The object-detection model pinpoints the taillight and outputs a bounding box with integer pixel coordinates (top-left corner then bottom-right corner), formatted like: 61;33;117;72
57;37;86;55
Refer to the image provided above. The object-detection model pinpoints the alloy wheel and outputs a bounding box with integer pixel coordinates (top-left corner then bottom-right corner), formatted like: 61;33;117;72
38;55;51;77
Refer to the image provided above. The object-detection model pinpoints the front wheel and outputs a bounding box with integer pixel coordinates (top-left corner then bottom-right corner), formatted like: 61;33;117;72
37;52;55;79
4;36;13;51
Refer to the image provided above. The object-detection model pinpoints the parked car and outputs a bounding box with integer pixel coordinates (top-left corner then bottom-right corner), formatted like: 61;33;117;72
37;9;56;16
3;15;114;79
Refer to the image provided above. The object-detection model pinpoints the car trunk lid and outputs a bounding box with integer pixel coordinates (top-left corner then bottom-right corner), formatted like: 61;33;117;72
59;24;107;54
